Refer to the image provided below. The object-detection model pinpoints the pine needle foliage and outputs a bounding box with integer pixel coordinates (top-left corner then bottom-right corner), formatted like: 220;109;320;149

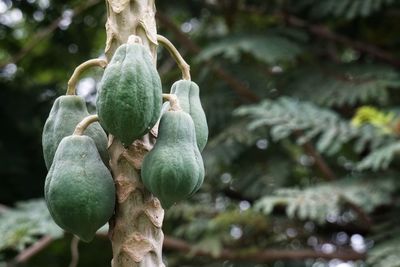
368;235;400;267
234;97;392;156
255;177;397;224
284;64;400;107
196;33;303;65
357;141;400;171
293;0;397;19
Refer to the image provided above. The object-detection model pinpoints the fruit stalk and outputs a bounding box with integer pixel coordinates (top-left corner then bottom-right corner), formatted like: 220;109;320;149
104;1;165;267
157;35;191;81
162;93;181;111
73;115;99;136
66;59;107;95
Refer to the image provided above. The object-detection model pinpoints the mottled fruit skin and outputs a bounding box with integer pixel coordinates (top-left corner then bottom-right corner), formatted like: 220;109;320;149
42;95;109;170
97;43;162;146
163;80;208;151
141;110;204;208
45;135;115;242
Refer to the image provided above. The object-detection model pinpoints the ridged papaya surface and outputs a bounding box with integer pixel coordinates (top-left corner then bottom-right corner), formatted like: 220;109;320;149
141;110;204;208
164;80;208;151
96;43;162;145
42;95;109;170
44;135;115;242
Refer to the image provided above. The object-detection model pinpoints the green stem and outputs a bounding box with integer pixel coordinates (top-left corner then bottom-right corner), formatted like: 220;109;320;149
66;59;108;95
157;35;191;81
73;115;99;136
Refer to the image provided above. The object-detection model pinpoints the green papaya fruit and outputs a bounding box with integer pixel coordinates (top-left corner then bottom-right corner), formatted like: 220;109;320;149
141;110;204;208
42;95;109;170
45;135;115;242
96;42;162;146
164;80;208;151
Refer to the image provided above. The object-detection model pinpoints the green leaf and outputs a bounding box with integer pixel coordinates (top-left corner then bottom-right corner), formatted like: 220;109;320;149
0;199;63;252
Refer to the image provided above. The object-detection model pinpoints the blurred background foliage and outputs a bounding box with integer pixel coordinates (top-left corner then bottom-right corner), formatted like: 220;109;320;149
1;0;400;266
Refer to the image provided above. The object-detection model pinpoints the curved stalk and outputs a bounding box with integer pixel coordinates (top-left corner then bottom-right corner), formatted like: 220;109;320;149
162;93;181;111
73;115;99;136
157;35;191;81
66;59;107;95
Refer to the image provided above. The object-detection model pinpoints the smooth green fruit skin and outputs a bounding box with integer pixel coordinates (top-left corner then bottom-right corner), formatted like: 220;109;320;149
164;80;208;151
44;135;115;242
42;95;109;170
141;110;204;208
97;43;162;146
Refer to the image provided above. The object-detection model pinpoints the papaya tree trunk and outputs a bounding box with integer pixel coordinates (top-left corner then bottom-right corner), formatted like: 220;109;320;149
104;1;165;267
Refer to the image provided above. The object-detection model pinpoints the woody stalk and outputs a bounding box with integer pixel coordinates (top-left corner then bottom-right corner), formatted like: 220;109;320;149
105;0;163;267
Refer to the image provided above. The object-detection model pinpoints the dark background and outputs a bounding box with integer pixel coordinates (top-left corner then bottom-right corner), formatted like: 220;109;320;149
1;0;400;266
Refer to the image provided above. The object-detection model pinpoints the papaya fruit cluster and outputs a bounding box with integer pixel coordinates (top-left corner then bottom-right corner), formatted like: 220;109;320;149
143;80;208;208
42;94;115;242
42;36;208;241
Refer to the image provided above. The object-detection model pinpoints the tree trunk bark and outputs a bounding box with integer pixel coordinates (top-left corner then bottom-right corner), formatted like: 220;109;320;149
104;1;165;267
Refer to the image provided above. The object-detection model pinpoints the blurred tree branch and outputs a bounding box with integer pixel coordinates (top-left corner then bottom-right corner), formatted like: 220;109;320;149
0;201;367;264
299;133;337;181
163;236;365;262
7;236;54;266
68;235;80;267
7;233;365;265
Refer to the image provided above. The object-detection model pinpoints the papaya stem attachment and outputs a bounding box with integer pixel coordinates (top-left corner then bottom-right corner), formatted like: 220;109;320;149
157;35;191;81
66;59;108;95
127;35;143;45
162;93;181;111
73;115;99;136
138;20;158;45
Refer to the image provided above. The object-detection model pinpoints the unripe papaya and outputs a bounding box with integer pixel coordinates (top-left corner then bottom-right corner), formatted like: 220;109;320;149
141;110;204;208
163;80;208;151
42;95;109;170
44;135;115;242
96;42;162;146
